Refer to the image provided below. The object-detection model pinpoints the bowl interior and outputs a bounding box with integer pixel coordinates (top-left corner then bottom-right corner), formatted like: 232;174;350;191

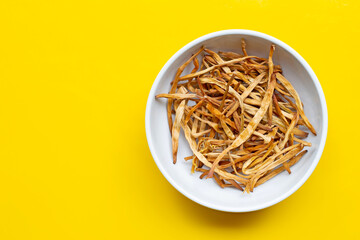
147;32;325;212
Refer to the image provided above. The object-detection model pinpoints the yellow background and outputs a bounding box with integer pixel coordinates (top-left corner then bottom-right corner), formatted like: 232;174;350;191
0;0;358;239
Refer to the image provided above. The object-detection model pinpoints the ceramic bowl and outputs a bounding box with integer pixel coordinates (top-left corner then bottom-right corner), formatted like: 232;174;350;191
145;30;328;212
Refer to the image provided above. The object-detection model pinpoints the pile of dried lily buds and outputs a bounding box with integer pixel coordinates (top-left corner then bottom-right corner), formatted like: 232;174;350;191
156;40;316;193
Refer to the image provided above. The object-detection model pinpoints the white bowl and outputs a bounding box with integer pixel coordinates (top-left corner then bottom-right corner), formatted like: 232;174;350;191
145;30;328;212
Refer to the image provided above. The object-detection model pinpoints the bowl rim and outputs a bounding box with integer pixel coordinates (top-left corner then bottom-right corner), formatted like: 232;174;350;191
145;29;328;212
